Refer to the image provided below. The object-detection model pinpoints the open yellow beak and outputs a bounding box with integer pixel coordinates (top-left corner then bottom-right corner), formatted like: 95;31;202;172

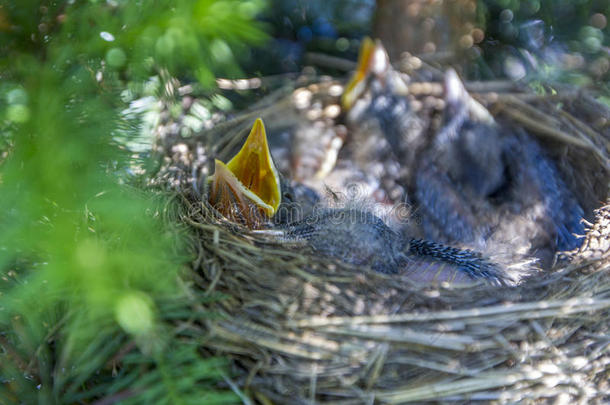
208;118;281;227
341;37;375;110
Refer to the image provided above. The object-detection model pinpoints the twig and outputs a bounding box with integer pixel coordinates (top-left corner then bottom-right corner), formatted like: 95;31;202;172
559;109;610;154
304;52;356;72
502;94;562;127
290;298;610;327
222;373;254;405
495;104;594;150
465;80;522;93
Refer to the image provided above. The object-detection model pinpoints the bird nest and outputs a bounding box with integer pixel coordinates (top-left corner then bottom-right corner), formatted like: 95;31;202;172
155;74;610;403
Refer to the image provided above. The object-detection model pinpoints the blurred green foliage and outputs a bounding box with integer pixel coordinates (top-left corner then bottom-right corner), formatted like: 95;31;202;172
0;0;265;402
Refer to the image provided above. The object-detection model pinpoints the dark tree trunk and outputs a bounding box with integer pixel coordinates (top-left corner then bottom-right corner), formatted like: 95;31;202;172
373;0;478;61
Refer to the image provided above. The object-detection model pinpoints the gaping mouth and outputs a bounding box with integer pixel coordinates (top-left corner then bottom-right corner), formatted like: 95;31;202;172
208;118;281;227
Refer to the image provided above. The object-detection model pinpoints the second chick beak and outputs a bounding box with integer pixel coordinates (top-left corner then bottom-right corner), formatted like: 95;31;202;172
341;37;376;110
341;37;392;110
208;118;281;228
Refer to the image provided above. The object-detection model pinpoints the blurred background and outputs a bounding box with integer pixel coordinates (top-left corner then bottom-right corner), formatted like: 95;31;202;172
0;0;608;403
257;0;609;84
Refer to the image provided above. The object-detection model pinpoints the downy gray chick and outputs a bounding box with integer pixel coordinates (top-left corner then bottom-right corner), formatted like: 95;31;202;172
341;38;428;205
414;70;585;267
279;208;512;286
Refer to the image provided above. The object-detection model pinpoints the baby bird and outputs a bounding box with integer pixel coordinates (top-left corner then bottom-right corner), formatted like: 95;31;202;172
207;119;282;228
340;38;426;205
414;70;585;267
280;208;510;285
431;69;505;199
337;39;584;268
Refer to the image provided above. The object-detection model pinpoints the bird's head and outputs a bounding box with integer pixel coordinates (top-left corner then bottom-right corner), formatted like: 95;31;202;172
443;68;495;125
207;118;282;228
341;37;393;110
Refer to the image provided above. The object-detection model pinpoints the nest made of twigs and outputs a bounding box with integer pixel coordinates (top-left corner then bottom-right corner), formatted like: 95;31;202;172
177;195;609;404
154;71;610;403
